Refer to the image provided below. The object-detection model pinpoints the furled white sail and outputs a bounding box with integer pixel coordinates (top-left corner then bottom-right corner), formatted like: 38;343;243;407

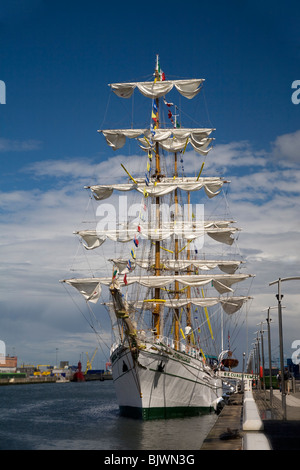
109;79;204;100
105;296;252;315
144;296;251;315
87;176;225;200
98;127;214;152
109;258;243;274
140;128;214;154
157;137;213;155
63;279;101;304
100;129;146;150
75;221;238;249
62;273;252;298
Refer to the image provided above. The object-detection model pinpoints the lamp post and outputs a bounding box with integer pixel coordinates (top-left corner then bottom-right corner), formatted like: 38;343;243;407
248;350;255;375
269;276;300;420
257;322;266;395
263;308;274;410
242;352;246;392
254;332;261;390
262;306;284;412
252;337;260;389
250;345;256;383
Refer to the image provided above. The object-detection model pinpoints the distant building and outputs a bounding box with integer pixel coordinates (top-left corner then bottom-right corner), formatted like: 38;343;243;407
59;361;69;369
0;356;17;373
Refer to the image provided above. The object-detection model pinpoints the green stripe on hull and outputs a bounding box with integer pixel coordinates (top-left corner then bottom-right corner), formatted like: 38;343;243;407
119;405;212;420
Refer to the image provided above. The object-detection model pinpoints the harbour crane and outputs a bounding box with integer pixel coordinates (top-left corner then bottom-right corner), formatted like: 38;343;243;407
34;365;51;376
85;348;98;373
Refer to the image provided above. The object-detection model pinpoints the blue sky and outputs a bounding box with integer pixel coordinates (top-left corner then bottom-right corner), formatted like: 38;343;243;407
1;0;300;369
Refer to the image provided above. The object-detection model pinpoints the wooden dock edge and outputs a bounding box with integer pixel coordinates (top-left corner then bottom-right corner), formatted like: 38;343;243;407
201;392;272;450
200;393;243;450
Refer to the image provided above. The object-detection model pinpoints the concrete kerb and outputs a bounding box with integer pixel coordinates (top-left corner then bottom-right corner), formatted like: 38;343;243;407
243;433;271;451
242;389;271;450
243;390;264;431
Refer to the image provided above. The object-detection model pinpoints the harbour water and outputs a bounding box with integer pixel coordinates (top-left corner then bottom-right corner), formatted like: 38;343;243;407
0;380;217;450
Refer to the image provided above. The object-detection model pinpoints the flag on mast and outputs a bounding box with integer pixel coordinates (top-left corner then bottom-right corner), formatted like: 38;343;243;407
155;54;165;81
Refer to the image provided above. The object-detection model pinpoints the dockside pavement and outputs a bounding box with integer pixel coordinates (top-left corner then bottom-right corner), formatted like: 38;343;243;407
253;388;300;450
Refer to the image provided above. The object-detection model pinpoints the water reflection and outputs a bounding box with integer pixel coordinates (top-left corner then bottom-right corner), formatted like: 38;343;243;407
111;413;217;450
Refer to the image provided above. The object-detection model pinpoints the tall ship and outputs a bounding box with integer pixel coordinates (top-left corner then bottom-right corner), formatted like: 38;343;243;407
61;57;253;419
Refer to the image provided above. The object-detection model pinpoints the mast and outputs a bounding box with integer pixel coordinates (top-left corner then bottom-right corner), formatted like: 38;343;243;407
153;58;161;338
174;152;180;350
186;191;191;347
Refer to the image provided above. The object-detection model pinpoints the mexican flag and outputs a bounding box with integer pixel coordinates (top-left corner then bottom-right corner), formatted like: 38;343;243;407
155;55;166;81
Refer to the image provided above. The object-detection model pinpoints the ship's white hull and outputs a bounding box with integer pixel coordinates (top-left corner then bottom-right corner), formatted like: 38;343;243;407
111;343;223;420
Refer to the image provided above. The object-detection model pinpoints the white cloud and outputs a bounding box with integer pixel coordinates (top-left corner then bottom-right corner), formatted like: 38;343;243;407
25;154;151;184
0;138;42;152
272;129;300;163
229;168;300;202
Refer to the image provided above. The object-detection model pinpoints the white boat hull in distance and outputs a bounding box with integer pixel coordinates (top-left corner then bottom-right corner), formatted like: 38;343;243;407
111;342;223;420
